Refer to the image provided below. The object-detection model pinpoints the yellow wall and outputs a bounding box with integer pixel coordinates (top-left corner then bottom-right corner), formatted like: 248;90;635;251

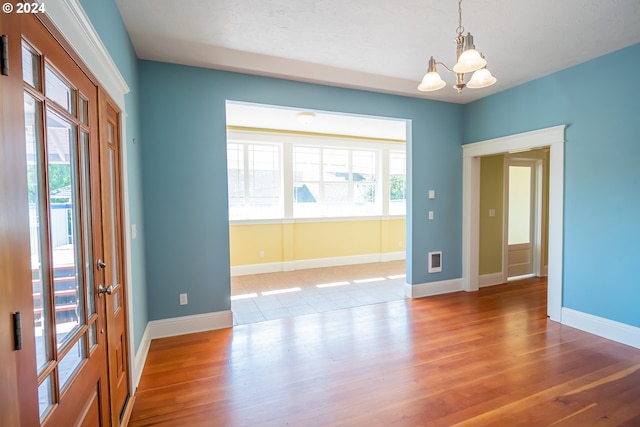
479;155;505;275
229;218;406;266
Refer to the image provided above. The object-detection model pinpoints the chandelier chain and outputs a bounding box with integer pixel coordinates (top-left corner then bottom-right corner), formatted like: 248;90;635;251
456;0;464;36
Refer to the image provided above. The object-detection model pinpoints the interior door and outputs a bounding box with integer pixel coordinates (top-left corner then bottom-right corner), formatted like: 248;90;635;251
98;89;132;426
506;160;535;278
18;13;110;426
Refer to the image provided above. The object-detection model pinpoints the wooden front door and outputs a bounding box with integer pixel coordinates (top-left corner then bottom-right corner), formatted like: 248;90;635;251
0;13;130;426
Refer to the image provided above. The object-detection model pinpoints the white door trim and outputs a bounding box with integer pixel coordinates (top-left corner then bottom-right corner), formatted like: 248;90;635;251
462;125;565;322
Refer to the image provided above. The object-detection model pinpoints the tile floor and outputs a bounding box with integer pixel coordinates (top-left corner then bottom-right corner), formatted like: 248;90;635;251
231;260;406;325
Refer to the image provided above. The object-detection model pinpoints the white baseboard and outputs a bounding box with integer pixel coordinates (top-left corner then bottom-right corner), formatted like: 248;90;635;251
405;278;463;298
562;308;640;349
147;310;233;340
479;273;504;288
231;252;406;276
133;325;151;389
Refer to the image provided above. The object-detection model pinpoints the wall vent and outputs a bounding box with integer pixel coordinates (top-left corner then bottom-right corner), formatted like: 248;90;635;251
428;251;442;273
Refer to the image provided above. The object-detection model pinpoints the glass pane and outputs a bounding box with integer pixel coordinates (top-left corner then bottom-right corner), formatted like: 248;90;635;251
38;374;55;420
323;149;349;182
45;65;76;114
114;289;121;312
24;93;51;372
355;183;376;204
46;109;83;347
352;150;376;182
22;42;41;90
80;132;95;316
293;147;320;181
107;122;114;143
293;183;319;217
80;98;89;125
227;143;245;219
108;148;120;285
389;150;406;215
508;165;532;245
88;322;97;351
59;336;86;391
247;144;281;218
324;182;349;216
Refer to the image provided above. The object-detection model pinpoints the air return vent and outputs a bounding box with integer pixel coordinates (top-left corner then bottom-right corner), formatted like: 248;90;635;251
428;251;442;273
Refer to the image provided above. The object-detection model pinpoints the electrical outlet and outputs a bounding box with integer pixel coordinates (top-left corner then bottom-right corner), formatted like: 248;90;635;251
398;241;403;247
179;293;188;305
259;250;264;258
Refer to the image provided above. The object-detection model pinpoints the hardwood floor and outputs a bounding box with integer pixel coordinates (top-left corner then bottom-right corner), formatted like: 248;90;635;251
129;278;640;426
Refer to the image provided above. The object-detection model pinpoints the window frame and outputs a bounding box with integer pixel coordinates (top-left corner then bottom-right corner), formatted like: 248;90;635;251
227;128;406;222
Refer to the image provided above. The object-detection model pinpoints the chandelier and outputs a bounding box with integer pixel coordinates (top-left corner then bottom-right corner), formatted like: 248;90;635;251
418;0;496;93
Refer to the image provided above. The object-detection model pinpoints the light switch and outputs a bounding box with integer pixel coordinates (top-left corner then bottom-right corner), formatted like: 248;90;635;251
489;209;495;217
131;224;137;239
429;211;434;220
428;190;435;199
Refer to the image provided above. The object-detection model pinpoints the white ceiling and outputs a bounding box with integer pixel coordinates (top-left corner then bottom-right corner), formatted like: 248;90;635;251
116;0;640;105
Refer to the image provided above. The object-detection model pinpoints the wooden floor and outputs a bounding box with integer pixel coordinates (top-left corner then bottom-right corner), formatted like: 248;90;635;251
129;278;640;426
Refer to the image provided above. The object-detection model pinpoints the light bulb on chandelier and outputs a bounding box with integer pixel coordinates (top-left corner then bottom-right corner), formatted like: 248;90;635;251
418;0;496;93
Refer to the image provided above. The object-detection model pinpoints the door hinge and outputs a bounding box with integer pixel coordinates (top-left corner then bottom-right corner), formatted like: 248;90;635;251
1;35;8;76
13;312;22;351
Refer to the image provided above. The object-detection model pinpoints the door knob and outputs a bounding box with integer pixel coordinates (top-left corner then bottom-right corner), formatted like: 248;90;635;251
98;284;114;296
97;259;107;270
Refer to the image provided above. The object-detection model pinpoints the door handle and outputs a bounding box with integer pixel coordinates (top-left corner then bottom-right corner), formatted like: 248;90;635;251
98;284;114;296
97;259;107;270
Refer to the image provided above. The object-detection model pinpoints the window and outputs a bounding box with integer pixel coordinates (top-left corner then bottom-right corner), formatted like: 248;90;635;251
228;143;282;219
293;147;378;217
227;130;405;220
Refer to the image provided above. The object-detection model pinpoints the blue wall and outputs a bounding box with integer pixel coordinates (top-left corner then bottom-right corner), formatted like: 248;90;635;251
465;43;640;327
139;61;463;320
80;0;149;351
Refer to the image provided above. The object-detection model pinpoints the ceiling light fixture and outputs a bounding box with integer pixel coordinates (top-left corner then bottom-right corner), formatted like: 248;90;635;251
296;111;316;124
418;0;496;93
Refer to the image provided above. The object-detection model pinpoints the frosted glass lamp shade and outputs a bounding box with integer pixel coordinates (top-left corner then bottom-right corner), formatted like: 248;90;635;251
453;48;487;74
467;68;497;89
418;71;446;92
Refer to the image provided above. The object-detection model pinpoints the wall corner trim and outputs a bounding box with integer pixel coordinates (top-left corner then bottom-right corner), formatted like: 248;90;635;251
147;311;233;340
562;308;640;350
405;278;463;298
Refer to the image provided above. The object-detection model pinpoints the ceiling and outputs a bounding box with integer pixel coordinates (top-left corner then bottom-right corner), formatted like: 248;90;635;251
226;101;407;140
115;0;640;105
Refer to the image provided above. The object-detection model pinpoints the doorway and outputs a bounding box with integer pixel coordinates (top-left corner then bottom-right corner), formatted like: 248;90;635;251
505;151;549;280
225;102;408;324
462;125;565;321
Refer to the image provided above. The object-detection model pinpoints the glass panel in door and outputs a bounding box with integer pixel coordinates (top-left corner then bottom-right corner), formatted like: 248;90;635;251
508;165;532;245
45;108;84;347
